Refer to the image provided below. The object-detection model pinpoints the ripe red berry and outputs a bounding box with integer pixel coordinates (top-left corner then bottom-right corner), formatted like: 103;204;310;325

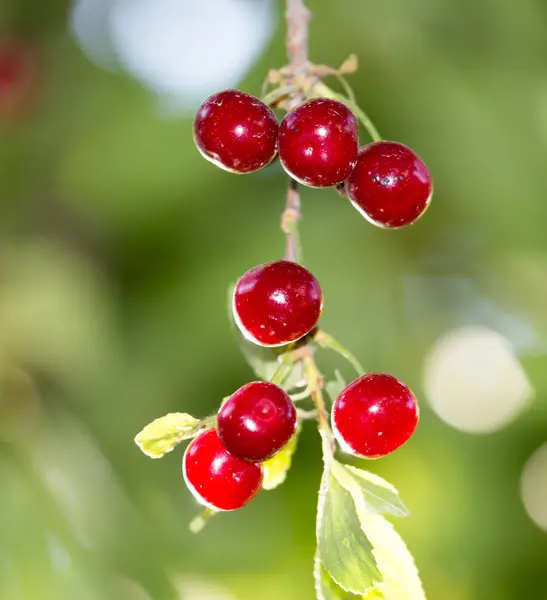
345;141;433;228
278;98;358;187
183;429;263;511
193;90;278;174
332;373;419;459
218;381;297;462
233;260;323;347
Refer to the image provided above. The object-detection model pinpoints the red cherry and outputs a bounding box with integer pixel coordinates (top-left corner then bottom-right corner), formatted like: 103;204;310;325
278;98;358;187
332;373;419;459
183;429;263;511
0;36;37;112
218;381;297;462
193;90;278;174
232;260;323;347
345;141;433;228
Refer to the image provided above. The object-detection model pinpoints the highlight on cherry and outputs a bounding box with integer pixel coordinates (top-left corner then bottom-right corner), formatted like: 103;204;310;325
135;1;433;598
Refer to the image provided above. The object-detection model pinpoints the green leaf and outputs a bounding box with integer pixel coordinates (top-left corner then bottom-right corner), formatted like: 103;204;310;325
331;461;410;519
262;427;300;490
325;461;425;599
356;513;426;600
134;413;201;458
317;459;424;599
316;514;425;600
227;283;305;388
314;553;366;600
317;465;382;595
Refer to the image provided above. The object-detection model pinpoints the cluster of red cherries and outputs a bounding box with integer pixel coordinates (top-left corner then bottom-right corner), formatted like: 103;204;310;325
193;89;433;228
183;89;427;513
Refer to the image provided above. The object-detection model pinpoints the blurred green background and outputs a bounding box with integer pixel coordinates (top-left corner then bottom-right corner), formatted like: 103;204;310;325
2;0;547;598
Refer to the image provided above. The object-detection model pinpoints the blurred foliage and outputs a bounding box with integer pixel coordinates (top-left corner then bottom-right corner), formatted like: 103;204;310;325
1;0;547;599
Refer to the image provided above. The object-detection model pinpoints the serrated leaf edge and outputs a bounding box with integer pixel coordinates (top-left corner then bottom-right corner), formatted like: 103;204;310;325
314;550;327;600
333;462;410;519
314;551;385;600
357;513;427;600
316;464;384;596
134;412;202;459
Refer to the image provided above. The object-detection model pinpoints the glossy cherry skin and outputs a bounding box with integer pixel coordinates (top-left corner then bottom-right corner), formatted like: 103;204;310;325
233;260;323;347
332;373;419;459
193;90;278;174
345;141;433;228
183;429;263;511
278;98;358;187
218;381;297;462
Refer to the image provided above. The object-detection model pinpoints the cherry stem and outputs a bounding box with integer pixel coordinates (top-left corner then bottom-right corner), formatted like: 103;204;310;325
286;0;310;79
314;330;365;376
311;81;382;143
303;354;335;460
282;178;303;264
283;0;335;461
189;507;216;534
262;85;299;107
297;408;318;420
283;0;307;267
289;386;312;402
346;101;382;143
269;356;294;387
335;74;356;105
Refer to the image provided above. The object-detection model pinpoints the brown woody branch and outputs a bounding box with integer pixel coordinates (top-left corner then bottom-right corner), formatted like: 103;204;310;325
282;0;310;263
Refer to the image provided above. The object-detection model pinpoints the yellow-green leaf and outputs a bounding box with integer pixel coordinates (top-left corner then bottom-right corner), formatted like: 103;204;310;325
134;413;201;458
357;512;426;600
317;466;382;595
322;460;425;599
262;428;300;490
314;552;367;600
332;461;410;519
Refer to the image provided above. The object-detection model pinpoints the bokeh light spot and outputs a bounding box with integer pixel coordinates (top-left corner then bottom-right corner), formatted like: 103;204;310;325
521;442;547;532
423;326;534;433
71;0;275;114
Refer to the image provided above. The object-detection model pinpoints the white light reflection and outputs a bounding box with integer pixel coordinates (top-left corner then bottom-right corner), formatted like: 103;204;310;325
70;0;275;114
423;326;534;433
521;443;547;532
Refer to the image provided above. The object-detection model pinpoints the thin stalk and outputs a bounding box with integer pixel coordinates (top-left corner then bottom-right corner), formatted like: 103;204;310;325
269;354;294;386
311;81;382;143
189;507;216;534
282;179;304;263
314;330;365;376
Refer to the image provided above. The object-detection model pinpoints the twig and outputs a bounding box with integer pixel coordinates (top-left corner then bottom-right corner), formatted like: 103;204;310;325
282;0;334;457
285;0;310;78
282;179;303;263
282;0;310;264
303;354;335;459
